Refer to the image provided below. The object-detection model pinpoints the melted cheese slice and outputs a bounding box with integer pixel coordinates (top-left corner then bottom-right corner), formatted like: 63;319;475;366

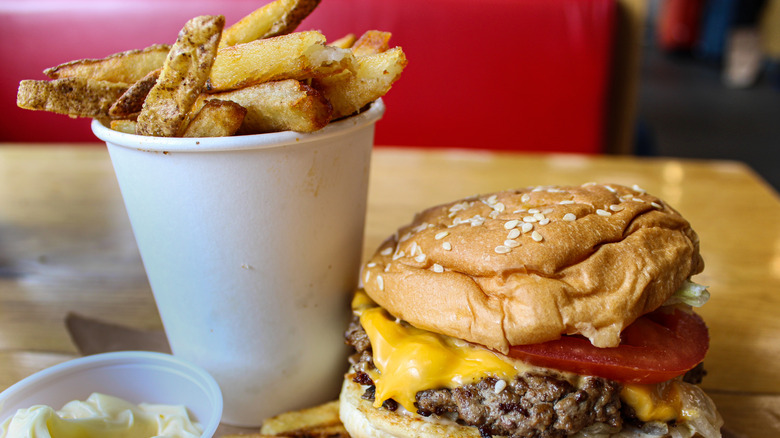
621;382;685;423
353;291;686;423
359;306;518;411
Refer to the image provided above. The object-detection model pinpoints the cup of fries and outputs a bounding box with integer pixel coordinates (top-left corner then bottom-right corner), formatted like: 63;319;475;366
91;98;383;426
17;0;406;427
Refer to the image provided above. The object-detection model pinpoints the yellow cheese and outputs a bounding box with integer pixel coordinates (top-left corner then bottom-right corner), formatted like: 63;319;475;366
620;381;684;423
359;306;518;412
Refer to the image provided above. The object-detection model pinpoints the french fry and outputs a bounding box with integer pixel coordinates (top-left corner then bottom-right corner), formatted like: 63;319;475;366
183;99;247;137
220;0;321;48
44;44;170;84
207;31;354;92
329;33;356;49
109;68;161;119
313;47;407;120
136;15;225;137
259;400;347;437
193;79;332;134
110;119;137;134
350;31;392;57
17;78;128;118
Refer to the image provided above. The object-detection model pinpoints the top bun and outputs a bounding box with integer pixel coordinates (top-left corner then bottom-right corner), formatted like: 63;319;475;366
360;183;703;352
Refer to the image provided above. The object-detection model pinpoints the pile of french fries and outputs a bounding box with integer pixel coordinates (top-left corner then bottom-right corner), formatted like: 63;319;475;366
222;400;349;438
16;0;407;138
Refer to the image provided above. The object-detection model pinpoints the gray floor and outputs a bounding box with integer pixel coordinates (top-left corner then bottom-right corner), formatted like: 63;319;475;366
636;44;780;191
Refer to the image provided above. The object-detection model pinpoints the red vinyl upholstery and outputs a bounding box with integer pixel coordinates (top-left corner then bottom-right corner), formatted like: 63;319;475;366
1;0;616;153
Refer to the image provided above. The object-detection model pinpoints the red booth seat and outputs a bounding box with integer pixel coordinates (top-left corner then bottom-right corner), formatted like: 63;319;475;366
0;0;616;153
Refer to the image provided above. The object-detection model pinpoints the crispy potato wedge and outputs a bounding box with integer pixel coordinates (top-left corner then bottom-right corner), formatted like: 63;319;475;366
17;78;128;118
44;44;170;84
109;68;161;119
313;47;407;120
110;119;137;134
193;79;332;134
220;0;321;48
183;99;247;137
329;33;356;49
136;15;225;137
259;400;346;436
351;30;392;57
208;31;354;92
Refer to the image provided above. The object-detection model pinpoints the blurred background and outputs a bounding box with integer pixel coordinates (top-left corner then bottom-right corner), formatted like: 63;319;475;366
1;0;778;189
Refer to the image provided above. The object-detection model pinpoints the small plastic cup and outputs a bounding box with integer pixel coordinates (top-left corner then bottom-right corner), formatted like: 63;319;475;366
0;351;222;438
91;100;384;426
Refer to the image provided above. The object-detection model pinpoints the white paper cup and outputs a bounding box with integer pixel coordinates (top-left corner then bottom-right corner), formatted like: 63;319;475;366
0;351;222;438
91;100;384;426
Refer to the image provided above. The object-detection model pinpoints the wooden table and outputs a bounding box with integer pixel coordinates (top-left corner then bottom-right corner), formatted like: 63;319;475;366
0;145;778;437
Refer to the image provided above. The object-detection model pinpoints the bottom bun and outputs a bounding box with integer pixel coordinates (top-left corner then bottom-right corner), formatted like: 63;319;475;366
338;373;722;438
339;376;480;438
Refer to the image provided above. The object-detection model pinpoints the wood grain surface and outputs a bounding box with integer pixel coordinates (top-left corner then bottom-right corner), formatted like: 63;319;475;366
0;145;777;437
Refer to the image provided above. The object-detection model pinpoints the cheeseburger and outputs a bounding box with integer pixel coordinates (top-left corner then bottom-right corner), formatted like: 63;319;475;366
340;183;722;438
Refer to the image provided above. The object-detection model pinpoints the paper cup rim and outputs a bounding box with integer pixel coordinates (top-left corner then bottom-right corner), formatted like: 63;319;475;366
0;351;223;438
91;99;385;153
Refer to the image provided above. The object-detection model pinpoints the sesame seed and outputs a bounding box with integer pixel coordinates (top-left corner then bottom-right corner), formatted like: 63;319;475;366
534;212;546;221
392;250;405;260
632;184;646;193
377;275;384;291
605;185;617;193
521;194;531;203
504;219;520;229
442;242;452;251
633;197;644;203
471;217;485;227
651;201;663;209
494;202;506;212
523;216;537;223
528;208;540;214
399;232;412;242
409;242;419;256
521;222;534;233
435;231;449;240
413;223;429;233
494;379;507;394
489;210;500;219
367;262;377;268
415;254;426;263
542;208;554;214
494;245;511;254
487;194;498;205
380;247;393;256
559;200;575;205
507;228;521;239
596;209;612;217
563;213;577;221
531;231;543;242
504;239;520;248
539;218;550;225
364;271;371;282
450;202;467;213
609;204;624;212
432;263;444;273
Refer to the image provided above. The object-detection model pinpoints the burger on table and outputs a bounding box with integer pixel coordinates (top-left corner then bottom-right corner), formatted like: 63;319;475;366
340;183;722;438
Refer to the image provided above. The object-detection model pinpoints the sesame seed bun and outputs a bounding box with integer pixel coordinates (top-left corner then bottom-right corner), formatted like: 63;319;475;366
360;183;703;352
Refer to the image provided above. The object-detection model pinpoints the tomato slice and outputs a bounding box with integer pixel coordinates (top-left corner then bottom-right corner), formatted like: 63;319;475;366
506;307;709;384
